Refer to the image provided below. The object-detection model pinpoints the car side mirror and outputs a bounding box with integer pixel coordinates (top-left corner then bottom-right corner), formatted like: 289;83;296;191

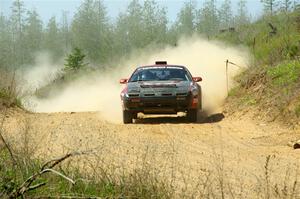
120;78;128;84
192;77;202;82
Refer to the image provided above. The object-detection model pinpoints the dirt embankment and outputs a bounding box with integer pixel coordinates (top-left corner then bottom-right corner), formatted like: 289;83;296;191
1;107;300;197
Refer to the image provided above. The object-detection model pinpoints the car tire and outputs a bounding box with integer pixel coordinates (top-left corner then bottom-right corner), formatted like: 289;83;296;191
123;110;133;124
187;109;198;123
197;84;202;110
132;112;138;119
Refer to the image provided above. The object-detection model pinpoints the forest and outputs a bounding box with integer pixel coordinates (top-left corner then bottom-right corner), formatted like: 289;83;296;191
1;0;298;71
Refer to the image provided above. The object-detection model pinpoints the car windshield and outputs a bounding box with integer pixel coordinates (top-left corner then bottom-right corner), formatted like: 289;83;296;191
129;67;192;82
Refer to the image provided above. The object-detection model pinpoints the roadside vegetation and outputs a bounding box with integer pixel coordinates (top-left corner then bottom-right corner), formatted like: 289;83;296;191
225;7;300;126
0;147;173;198
0;71;22;109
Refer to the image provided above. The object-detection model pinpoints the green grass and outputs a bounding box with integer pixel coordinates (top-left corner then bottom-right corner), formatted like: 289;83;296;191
229;59;300;122
228;86;240;97
0;149;173;198
0;88;22;108
217;11;300;66
223;10;300;123
0;88;10;99
240;95;257;106
267;60;300;87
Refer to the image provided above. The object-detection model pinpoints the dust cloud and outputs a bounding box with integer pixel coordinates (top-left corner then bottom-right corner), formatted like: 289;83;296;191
19;52;64;93
24;36;249;123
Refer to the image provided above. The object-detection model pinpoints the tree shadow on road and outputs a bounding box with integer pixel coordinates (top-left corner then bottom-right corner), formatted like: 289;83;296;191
134;112;225;124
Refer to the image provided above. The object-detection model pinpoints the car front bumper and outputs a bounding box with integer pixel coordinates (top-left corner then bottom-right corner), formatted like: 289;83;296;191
122;94;197;114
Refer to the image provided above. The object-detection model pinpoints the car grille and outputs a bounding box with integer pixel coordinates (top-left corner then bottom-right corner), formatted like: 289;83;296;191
161;93;173;96
176;92;188;96
139;92;188;97
128;94;140;97
144;93;155;97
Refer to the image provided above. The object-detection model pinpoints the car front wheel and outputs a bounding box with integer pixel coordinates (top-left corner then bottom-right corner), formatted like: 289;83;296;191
123;110;133;124
187;109;198;123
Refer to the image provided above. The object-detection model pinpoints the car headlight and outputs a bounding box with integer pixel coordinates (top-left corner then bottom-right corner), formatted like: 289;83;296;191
120;86;128;99
190;83;198;96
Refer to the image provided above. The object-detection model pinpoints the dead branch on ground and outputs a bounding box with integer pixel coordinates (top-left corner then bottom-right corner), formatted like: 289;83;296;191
9;151;90;198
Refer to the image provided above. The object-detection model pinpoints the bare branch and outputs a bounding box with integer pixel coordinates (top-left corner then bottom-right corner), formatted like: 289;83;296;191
41;151;92;170
41;152;74;170
26;182;47;192
33;195;103;199
10;151;90;198
41;168;75;184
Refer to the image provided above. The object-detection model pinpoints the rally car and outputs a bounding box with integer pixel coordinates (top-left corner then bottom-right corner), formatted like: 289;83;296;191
120;61;202;124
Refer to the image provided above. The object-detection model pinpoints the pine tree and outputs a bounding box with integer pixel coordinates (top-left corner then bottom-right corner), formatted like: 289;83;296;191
175;1;197;36
23;9;43;63
219;0;233;29
44;16;62;59
280;0;293;12
295;0;300;10
71;0;110;64
64;47;88;71
113;13;130;56
142;0;168;45
10;0;26;67
61;11;70;53
113;0;145;56
0;14;13;69
124;0;144;48
196;0;219;36
236;0;250;26
261;0;278;16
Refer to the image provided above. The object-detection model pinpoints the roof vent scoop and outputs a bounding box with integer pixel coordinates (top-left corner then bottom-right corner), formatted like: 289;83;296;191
155;61;167;65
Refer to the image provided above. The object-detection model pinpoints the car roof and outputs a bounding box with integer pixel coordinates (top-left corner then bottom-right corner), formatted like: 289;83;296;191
136;64;188;70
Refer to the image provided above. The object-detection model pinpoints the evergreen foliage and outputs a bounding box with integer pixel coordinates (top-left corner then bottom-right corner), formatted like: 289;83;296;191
1;0;299;70
64;47;88;71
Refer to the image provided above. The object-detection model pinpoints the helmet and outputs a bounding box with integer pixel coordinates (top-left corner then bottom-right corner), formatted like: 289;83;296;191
141;70;156;81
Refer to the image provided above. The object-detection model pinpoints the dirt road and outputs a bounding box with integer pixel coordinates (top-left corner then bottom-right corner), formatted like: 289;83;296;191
2;109;300;196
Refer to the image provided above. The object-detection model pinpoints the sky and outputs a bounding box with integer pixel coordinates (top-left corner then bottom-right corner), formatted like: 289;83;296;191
0;0;263;24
